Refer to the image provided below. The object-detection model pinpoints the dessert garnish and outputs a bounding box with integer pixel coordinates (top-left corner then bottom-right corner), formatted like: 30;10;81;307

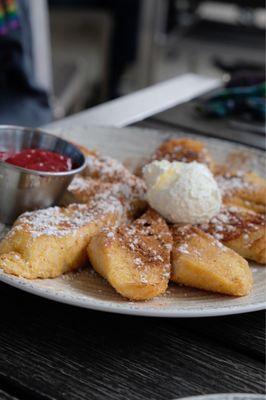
143;160;221;224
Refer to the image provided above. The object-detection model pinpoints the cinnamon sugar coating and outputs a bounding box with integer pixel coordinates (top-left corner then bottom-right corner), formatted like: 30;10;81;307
170;224;252;296
84;153;137;183
114;208;173;268
62;151;147;219
63;174;146;219
216;171;266;214
198;206;266;264
199;206;265;242
152;138;214;170
88;209;173;300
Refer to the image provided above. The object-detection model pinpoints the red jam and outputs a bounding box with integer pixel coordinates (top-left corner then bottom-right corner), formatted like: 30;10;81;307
0;148;72;172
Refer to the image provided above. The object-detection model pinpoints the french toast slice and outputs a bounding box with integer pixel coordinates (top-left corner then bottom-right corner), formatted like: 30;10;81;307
151;138;214;171
63;149;147;218
0;197;123;279
171;225;252;296
216;171;266;214
62;175;112;205
88;209;173;300
62;174;147;219
83;152;136;183
199;206;266;264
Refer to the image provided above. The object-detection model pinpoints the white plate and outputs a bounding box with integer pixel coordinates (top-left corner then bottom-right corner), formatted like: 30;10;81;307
0;126;265;317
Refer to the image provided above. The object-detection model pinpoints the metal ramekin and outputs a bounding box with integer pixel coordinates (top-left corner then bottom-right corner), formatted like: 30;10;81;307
0;125;86;224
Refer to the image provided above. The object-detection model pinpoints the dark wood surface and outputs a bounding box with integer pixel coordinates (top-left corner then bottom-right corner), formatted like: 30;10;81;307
0;390;19;400
0;282;265;400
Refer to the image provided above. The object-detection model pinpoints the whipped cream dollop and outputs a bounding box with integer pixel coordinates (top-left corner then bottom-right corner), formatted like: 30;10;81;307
143;160;221;224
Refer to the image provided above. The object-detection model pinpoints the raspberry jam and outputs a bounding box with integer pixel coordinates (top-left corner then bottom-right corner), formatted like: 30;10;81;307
0;148;72;172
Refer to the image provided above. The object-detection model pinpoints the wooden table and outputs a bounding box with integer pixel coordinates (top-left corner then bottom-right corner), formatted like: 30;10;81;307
0;74;265;400
0;283;264;400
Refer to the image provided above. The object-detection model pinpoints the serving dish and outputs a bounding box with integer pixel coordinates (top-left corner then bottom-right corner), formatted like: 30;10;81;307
0;125;86;223
0;125;265;317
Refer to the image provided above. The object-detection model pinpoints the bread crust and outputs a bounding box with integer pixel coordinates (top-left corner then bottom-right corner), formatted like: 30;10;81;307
171;225;253;296
151;138;214;170
216;171;266;214
0;198;123;279
88;209;173;300
199;206;266;264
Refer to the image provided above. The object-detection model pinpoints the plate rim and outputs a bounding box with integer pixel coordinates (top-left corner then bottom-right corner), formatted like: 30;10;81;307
0;271;265;318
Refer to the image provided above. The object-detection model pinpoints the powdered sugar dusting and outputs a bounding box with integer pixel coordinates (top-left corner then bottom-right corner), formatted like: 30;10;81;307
216;172;251;197
7;197;123;239
152;138;213;169
101;210;172;281
85;154;141;185
178;243;189;254
199;206;265;242
68;175;94;192
66;159;146;217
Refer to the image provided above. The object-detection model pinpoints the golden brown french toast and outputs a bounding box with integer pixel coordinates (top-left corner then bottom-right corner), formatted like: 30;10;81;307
62;174;147;219
170;225;252;296
63;149;147;218
88;209;173;300
199;206;266;264
151;138;214;170
62;176;112;205
0;197;123;279
83;152;135;183
216;171;266;214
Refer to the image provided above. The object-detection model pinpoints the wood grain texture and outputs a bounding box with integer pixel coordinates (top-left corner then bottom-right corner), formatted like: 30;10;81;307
0;389;20;400
181;312;265;362
0;283;264;400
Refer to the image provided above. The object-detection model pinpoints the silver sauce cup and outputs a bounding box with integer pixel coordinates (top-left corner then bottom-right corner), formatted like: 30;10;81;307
0;125;86;224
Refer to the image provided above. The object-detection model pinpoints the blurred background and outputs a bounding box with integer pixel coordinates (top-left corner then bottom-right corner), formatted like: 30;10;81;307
0;0;265;127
